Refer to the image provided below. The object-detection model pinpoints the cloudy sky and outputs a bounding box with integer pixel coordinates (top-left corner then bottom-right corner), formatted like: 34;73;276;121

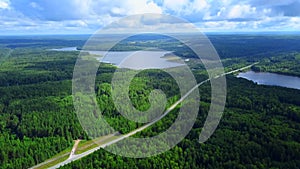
0;0;300;35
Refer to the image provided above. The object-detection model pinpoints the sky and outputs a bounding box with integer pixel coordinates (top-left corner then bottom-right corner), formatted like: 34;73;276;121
0;0;300;35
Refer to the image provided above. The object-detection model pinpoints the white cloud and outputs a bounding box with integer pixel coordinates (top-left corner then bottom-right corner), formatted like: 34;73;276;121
124;0;163;15
227;5;256;19
100;13;203;34
0;0;10;9
163;0;209;15
289;17;300;29
217;7;226;17
164;0;189;12
29;2;43;10
193;0;210;12
206;2;273;21
202;21;239;31
1;0;300;34
90;0;162;17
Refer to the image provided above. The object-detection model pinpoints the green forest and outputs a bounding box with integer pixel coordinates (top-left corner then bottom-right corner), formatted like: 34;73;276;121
0;35;300;168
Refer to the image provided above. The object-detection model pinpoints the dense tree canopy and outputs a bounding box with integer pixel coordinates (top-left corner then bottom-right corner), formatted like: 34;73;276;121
0;35;300;168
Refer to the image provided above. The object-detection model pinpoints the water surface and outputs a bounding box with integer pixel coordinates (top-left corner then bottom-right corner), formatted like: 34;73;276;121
50;47;78;51
50;47;184;70
237;71;300;90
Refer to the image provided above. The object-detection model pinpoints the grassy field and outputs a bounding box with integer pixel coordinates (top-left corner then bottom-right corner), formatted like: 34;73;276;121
34;155;69;169
31;134;120;169
75;134;120;154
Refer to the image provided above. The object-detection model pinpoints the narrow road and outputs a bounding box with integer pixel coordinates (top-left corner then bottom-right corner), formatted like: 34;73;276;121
68;140;81;159
37;62;258;169
222;62;259;75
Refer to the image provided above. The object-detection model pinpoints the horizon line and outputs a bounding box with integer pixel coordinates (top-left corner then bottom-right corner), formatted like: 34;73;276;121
1;31;300;36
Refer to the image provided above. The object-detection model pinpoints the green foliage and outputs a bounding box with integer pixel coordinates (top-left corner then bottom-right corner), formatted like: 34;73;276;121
0;134;70;169
1;35;300;169
252;52;300;76
0;47;87;168
61;76;300;169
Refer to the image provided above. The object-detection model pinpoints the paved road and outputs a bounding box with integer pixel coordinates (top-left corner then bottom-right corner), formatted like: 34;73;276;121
223;62;259;75
36;63;258;169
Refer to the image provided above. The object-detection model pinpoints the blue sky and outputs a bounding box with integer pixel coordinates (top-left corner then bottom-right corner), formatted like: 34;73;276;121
0;0;300;35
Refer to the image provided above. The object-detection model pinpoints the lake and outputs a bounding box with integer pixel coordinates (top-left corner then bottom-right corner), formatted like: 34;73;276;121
50;47;184;70
50;47;78;51
237;71;300;90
